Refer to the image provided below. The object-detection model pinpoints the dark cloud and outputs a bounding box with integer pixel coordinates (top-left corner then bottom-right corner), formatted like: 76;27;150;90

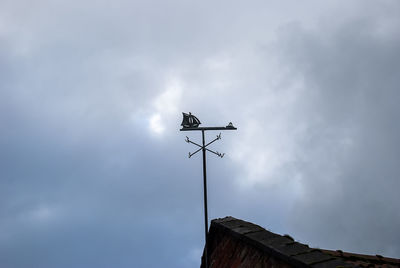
275;7;400;257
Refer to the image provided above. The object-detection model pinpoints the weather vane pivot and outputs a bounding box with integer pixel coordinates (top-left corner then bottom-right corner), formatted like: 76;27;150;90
180;112;236;268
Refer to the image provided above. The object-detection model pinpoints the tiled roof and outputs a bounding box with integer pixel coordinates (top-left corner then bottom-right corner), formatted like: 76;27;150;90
202;216;400;268
321;249;400;268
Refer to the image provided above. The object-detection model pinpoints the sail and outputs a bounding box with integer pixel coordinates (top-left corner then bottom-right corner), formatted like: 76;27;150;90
181;112;191;128
191;115;201;127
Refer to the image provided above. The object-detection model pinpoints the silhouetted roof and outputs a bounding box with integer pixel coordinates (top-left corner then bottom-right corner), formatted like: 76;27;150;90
321;249;400;267
202;216;400;268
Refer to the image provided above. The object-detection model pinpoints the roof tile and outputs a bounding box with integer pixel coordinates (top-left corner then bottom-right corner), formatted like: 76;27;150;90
292;251;335;265
280;242;312;256
312;258;353;268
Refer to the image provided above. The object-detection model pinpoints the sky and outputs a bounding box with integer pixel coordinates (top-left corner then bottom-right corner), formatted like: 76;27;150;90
1;0;400;267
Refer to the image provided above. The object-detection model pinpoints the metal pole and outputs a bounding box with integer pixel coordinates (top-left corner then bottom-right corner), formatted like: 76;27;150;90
180;112;236;267
202;129;209;268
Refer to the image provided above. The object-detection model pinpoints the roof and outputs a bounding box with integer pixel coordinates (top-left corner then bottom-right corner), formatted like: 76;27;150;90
321;249;400;267
202;216;400;268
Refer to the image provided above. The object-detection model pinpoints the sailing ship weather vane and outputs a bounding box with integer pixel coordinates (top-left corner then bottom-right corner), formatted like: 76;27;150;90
180;112;236;268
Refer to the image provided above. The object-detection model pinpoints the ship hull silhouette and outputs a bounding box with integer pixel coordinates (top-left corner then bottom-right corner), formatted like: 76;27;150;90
181;112;201;128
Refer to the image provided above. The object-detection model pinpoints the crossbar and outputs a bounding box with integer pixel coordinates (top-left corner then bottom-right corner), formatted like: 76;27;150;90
180;126;237;131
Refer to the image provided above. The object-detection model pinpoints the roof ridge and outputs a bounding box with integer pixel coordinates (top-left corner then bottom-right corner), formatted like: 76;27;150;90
321;249;400;265
208;216;400;268
211;217;353;267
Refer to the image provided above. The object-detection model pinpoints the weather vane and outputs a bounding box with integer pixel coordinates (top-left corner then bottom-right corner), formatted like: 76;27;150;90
180;112;236;268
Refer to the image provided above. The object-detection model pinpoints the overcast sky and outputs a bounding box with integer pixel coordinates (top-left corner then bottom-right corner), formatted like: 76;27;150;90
1;0;400;267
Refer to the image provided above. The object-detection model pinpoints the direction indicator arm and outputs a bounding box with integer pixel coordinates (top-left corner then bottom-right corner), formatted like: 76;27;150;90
205;148;224;158
189;147;202;158
186;136;203;148
204;133;221;148
186;133;225;158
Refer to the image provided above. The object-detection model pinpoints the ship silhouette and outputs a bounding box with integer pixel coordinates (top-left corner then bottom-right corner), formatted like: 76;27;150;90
181;112;201;128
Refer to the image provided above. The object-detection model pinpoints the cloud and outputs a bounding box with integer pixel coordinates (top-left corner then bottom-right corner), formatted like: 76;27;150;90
1;0;400;267
271;5;400;256
149;75;183;135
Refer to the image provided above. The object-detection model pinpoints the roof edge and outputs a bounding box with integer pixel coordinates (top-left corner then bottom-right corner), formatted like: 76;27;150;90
210;216;352;268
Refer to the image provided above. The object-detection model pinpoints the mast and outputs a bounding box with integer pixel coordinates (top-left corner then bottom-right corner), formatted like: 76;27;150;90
180;112;236;268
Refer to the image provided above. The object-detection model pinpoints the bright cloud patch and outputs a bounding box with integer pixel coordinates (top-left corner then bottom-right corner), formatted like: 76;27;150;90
149;113;164;134
148;76;183;135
